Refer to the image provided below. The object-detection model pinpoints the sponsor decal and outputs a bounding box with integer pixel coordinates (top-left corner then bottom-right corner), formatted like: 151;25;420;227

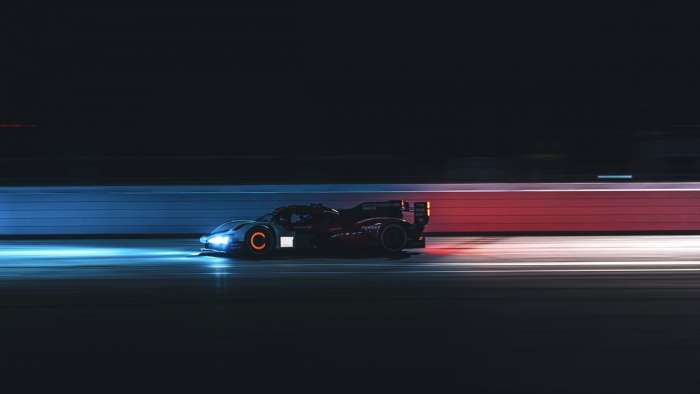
280;236;294;248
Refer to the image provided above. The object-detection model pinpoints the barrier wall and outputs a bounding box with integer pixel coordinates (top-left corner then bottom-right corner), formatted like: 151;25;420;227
1;183;700;235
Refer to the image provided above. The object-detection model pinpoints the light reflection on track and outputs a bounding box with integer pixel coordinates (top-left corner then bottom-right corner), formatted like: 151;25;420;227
2;235;700;280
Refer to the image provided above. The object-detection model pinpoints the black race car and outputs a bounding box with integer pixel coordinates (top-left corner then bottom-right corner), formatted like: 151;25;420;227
200;200;430;256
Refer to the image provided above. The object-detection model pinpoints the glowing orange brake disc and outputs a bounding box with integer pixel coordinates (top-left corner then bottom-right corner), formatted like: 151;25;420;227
250;231;267;250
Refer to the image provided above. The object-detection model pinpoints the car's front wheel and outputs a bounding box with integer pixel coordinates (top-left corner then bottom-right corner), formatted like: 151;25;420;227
244;227;275;256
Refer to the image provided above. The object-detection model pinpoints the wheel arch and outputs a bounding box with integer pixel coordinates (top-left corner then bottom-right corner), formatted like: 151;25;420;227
244;224;277;255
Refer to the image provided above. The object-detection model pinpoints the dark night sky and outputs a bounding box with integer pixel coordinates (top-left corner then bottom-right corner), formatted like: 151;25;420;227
2;4;699;165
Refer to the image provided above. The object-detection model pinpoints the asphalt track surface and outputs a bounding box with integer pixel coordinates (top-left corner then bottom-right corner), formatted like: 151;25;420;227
3;236;700;392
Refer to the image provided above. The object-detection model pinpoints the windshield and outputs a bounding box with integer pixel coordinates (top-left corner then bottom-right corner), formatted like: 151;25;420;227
211;221;238;234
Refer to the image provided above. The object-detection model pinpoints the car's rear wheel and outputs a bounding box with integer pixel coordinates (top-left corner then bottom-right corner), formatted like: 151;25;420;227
379;224;408;253
245;227;275;256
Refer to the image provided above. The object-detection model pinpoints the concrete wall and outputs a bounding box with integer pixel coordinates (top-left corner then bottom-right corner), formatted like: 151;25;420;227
2;183;700;235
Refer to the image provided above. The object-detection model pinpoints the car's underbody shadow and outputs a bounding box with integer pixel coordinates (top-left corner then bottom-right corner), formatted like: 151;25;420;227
201;249;421;261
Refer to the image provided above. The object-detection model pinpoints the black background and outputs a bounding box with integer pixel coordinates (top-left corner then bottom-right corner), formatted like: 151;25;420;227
2;3;700;183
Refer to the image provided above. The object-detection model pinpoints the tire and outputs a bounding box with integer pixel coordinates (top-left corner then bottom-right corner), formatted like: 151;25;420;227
379;224;408;253
245;227;275;256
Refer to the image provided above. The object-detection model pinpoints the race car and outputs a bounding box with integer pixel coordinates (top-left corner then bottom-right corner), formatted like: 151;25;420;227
200;200;430;256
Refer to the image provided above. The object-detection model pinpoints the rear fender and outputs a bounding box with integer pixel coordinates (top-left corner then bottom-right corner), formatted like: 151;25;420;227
354;217;409;238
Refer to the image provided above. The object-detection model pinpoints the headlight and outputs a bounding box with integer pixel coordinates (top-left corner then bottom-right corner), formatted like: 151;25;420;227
208;235;230;246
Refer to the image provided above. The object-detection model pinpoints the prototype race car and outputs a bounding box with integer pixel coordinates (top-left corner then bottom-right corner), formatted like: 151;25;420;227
200;200;430;256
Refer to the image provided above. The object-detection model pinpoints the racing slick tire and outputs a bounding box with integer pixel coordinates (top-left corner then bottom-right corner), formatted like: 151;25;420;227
245;226;275;257
379;224;408;253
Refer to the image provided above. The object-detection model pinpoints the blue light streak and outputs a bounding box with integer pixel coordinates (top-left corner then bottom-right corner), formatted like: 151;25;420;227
597;175;633;180
0;247;182;259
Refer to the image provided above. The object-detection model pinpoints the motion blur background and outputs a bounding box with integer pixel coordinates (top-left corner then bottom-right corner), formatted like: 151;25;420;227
6;7;700;392
2;4;699;184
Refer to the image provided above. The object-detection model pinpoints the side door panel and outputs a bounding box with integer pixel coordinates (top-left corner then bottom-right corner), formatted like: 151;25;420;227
289;211;317;248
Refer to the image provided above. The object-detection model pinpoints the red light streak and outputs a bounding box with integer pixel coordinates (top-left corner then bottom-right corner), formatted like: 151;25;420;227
0;122;37;128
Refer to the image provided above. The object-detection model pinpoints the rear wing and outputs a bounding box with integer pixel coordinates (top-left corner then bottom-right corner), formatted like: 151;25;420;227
341;200;430;228
342;200;404;219
411;201;431;228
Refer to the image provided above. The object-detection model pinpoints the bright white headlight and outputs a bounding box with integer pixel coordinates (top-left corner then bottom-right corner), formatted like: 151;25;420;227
208;235;230;246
